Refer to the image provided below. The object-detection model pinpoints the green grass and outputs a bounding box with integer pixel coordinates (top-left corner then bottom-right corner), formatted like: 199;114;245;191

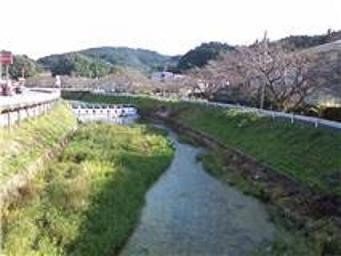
62;91;186;114
64;93;341;196
202;151;341;255
0;102;77;182
177;106;341;195
1;123;174;256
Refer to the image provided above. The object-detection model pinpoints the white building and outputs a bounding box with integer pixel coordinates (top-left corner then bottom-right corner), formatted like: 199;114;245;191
151;71;185;82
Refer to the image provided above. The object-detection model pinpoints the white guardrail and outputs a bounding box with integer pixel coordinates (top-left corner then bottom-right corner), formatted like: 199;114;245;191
0;88;61;128
0;88;60;111
91;92;341;130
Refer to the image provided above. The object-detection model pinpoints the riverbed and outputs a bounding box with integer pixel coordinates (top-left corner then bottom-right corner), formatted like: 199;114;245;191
120;129;275;256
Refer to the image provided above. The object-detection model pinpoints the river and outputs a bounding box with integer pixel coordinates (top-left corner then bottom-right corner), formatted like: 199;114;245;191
120;128;275;256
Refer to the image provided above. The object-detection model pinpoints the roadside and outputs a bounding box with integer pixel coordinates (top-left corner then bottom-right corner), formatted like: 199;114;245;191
0;88;60;111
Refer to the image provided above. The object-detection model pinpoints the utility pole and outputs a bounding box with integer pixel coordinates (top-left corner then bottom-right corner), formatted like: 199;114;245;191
6;64;9;82
260;31;268;110
0;58;2;80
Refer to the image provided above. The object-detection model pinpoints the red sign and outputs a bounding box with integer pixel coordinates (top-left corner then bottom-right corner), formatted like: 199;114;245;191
0;51;13;65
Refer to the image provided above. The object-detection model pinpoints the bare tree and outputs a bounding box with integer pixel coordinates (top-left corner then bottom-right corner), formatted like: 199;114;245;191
197;40;330;111
239;42;330;110
187;64;231;99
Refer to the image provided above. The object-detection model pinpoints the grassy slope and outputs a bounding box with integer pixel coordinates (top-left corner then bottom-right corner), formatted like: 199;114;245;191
62;93;341;255
202;152;341;256
1;123;174;256
64;93;341;196
0;102;77;182
177;106;341;195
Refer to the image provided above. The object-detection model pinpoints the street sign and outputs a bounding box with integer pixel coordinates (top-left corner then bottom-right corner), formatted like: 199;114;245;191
0;51;13;65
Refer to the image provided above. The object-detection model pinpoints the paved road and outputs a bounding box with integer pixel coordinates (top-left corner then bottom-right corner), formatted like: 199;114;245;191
0;89;60;111
121;129;275;256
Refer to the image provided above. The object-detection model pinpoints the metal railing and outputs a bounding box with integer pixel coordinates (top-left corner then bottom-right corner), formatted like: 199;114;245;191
91;92;341;130
0;89;61;128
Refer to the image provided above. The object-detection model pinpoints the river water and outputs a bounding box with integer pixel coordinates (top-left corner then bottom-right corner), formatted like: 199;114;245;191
121;129;275;256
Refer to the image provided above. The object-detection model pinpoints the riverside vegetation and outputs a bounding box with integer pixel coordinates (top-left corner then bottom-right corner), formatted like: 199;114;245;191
65;92;341;196
1;123;174;255
63;92;341;255
0;102;77;183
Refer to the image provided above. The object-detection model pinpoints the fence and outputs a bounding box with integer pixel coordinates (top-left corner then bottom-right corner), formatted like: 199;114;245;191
0;89;61;128
91;92;341;130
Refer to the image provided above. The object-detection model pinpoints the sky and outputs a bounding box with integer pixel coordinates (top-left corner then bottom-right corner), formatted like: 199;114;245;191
0;0;340;59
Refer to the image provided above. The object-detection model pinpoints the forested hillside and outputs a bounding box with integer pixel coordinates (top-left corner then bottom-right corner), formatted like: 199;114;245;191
277;30;341;50
176;42;234;72
38;47;173;77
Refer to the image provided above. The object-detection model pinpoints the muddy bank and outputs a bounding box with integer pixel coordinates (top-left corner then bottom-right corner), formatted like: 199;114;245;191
121;128;275;256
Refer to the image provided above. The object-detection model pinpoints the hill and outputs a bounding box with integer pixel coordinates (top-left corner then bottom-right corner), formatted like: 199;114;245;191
304;39;341;107
176;42;234;72
38;47;173;77
79;47;172;71
38;52;112;78
175;32;341;73
277;30;341;50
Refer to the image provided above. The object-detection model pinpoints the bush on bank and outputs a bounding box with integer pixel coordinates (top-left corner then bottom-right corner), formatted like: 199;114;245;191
0;102;77;183
64;93;341;196
1;123;174;255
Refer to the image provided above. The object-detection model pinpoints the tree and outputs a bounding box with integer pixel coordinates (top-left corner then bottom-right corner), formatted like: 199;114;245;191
38;53;112;78
9;55;43;80
197;41;330;111
188;65;230;99
238;43;330;110
177;42;234;72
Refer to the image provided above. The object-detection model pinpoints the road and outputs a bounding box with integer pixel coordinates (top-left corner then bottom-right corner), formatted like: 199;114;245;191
0;88;60;111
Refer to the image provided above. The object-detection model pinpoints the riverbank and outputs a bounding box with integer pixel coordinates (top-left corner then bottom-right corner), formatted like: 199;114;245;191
1;123;174;255
156;117;341;254
64;93;341;196
63;93;341;255
0;101;77;183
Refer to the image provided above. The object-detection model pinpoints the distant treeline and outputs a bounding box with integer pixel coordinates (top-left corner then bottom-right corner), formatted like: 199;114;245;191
278;29;341;50
7;29;341;80
6;55;43;80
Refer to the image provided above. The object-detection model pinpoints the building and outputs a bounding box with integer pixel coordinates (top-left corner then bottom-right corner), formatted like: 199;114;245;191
151;71;185;82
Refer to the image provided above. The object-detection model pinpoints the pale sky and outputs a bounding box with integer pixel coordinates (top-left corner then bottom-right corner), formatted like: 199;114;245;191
0;0;340;59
